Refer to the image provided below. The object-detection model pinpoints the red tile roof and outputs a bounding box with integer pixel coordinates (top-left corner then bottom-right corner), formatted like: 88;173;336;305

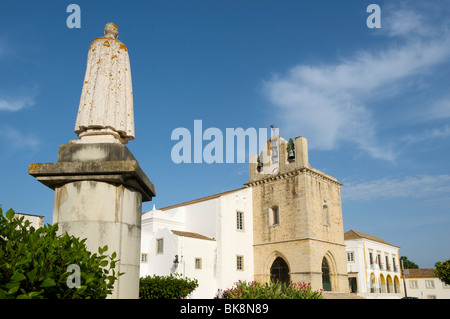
344;229;399;247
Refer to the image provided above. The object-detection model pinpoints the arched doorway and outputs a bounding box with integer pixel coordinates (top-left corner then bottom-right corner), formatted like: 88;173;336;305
387;275;393;293
369;273;376;293
270;257;290;285
380;274;387;293
394;276;401;293
322;257;332;291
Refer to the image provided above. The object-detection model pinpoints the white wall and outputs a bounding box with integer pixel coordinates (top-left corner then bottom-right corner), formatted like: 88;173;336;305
140;225;218;298
405;277;450;299
216;188;254;291
176;235;217;299
140;208;185;278
139;187;254;298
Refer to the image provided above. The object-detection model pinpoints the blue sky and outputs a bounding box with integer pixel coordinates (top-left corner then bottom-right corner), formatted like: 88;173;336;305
1;0;449;268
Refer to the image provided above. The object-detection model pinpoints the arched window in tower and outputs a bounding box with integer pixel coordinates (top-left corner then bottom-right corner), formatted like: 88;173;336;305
268;205;280;226
322;204;330;226
270;257;290;286
271;139;278;163
322;257;332;291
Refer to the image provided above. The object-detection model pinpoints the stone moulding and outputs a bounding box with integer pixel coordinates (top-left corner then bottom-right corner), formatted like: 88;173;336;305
245;167;343;188
28;143;155;202
28;160;155;202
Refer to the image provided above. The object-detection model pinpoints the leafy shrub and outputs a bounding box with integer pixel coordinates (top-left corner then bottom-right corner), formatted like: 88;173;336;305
224;280;323;299
139;273;198;299
0;206;121;299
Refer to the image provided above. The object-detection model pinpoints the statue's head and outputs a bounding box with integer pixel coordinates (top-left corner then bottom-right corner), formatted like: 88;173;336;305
104;23;119;39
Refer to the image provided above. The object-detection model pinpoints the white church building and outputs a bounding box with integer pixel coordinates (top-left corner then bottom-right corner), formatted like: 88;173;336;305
140;187;253;298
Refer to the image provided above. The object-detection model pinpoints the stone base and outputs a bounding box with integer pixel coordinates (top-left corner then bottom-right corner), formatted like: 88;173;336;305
29;143;155;299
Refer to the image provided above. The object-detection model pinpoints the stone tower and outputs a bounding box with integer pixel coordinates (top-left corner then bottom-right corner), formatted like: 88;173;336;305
247;135;349;293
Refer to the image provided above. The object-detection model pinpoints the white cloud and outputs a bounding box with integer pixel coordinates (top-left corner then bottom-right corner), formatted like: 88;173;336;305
428;97;450;120
402;125;450;144
263;4;450;161
0;126;40;150
383;6;434;38
0;38;37;112
0;96;35;111
342;175;450;201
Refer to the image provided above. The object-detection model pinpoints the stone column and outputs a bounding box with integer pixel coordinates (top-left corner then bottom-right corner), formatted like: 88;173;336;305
29;143;155;298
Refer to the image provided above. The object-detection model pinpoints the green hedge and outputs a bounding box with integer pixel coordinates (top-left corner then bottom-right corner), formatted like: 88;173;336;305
139;273;198;299
0;206;121;299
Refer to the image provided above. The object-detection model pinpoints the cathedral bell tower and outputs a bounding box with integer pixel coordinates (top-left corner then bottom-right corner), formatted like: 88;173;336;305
246;135;349;293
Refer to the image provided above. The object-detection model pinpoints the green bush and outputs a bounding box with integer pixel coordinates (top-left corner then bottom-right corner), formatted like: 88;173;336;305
224;280;323;299
0;206;121;299
434;259;450;286
139;273;198;299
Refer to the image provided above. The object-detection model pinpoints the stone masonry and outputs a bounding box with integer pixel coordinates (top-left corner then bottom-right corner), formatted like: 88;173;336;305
247;136;349;293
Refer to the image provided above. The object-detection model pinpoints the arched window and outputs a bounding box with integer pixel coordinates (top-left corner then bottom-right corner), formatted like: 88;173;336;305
380;274;387;293
322;205;330;226
394;276;401;293
387;275;393;293
270;257;290;285
271;139;279;163
370;273;377;293
322;257;332;291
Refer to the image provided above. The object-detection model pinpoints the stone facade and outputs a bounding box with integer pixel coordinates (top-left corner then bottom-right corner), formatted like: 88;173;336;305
247;136;349;293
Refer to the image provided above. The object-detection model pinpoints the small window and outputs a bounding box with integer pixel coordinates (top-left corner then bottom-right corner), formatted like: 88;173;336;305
195;258;202;269
425;280;435;289
236;255;244;271
237;211;244;231
273;206;280;225
322;205;330;226
269;205;280;226
369;252;374;265
347;251;354;262
156;238;164;254
409;280;418;289
141;253;148;263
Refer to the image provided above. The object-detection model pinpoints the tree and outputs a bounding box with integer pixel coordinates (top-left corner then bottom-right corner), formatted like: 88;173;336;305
434;259;450;286
0;206;121;299
400;256;419;269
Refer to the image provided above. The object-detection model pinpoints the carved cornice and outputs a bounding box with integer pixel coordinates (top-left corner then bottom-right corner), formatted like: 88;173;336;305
245;166;342;188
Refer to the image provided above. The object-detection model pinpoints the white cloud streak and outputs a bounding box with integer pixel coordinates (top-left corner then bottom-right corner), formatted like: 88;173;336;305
402;125;450;144
0;96;35;111
263;4;450;161
0;126;40;150
342;175;450;202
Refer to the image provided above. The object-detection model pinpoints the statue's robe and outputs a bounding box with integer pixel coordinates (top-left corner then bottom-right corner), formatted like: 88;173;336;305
74;35;134;143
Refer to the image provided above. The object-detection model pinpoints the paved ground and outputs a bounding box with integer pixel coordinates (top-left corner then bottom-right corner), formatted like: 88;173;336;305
322;292;365;299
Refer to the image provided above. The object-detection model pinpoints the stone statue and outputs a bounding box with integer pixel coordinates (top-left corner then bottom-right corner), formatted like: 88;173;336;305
74;23;134;144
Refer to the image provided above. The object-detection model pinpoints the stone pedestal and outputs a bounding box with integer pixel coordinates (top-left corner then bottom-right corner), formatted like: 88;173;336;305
29;143;155;299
